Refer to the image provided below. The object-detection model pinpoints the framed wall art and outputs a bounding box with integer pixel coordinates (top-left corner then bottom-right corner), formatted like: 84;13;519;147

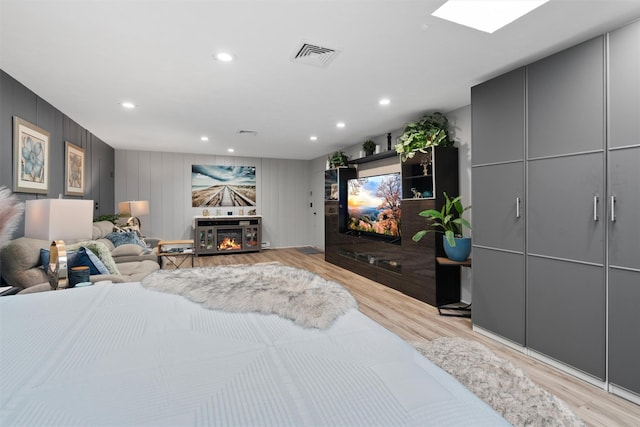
65;141;85;196
191;165;256;207
13;116;50;194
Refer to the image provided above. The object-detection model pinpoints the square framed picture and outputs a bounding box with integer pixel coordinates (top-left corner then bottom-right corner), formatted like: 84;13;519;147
13;116;50;194
65;141;85;196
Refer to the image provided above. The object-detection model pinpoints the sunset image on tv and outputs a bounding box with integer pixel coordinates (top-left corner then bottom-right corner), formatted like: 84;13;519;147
347;173;401;237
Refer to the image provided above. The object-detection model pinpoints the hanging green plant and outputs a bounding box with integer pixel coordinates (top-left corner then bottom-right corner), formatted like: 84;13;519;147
395;112;453;161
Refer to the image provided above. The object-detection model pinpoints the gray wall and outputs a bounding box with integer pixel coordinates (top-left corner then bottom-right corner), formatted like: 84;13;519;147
114;150;314;249
0;70;115;238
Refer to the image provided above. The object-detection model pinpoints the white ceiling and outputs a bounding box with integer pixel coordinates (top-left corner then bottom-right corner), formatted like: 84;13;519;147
2;1;639;160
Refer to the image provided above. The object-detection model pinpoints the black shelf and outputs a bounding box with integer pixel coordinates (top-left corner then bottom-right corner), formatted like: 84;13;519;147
348;150;397;165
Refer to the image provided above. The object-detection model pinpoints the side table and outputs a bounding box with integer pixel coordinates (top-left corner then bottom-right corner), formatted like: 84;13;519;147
157;240;195;269
435;257;472;318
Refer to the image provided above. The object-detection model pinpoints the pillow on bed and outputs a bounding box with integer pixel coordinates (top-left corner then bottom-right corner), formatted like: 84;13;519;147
40;247;109;275
105;231;148;252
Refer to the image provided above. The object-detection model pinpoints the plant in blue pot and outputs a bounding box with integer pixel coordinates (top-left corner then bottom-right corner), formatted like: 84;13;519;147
412;192;472;261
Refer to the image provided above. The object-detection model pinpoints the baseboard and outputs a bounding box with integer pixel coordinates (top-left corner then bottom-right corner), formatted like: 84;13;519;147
609;384;640;405
473;325;608;391
472;325;526;354
526;349;607;390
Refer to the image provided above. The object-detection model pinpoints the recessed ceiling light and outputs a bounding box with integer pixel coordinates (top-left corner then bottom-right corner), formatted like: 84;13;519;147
310;136;318;141
215;52;234;62
336;122;346;128
227;148;235;153
379;98;391;106
120;101;136;109
200;136;209;141
432;0;549;34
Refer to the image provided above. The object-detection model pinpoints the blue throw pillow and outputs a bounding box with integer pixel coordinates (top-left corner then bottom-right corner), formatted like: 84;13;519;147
40;247;109;276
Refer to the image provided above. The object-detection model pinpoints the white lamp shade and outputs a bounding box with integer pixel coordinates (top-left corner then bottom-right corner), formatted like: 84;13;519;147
25;199;93;241
118;200;149;217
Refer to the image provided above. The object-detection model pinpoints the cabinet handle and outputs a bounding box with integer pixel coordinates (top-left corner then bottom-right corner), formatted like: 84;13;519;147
611;196;616;222
516;197;521;219
593;195;599;221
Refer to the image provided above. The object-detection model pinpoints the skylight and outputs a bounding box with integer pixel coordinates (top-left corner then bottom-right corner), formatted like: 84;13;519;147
432;0;549;34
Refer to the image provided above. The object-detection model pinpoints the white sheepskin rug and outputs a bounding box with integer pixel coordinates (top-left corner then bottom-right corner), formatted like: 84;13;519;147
141;262;357;329
413;337;585;427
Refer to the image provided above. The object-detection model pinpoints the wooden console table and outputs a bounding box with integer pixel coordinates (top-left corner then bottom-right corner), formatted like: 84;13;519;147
157;240;194;269
435;257;471;318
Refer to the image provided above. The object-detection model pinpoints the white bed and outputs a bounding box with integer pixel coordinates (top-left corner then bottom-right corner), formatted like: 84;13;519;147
0;282;508;426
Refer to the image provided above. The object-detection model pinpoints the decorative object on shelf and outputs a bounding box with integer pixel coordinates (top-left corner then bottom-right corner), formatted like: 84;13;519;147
420;151;433;176
64;141;85;196
13;116;50;194
410;188;423;199
395;112;453;162
328;151;349;168
412;192;472;261
362;140;376;156
387;133;392;151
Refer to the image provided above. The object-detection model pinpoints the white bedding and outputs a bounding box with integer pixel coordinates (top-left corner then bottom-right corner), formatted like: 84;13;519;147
0;283;508;426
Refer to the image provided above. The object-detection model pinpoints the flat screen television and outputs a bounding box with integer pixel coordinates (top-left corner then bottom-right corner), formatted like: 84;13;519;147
347;172;401;242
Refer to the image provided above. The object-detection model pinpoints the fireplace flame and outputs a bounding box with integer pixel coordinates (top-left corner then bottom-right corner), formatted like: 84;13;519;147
218;237;242;251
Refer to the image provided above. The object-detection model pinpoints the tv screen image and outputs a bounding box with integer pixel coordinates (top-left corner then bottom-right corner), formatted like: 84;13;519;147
347;173;401;238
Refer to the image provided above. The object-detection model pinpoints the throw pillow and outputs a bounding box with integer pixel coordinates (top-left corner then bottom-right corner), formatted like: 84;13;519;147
67;240;121;276
105;231;148;251
39;247;109;275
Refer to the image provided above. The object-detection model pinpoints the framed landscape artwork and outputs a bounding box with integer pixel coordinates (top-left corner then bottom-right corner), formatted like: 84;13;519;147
13;116;50;194
65;141;85;196
191;165;256;207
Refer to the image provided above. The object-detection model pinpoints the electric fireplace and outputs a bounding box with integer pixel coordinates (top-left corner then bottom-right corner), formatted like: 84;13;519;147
194;216;262;255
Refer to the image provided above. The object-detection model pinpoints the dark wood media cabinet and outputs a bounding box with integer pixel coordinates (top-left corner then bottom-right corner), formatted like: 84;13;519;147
324;147;462;307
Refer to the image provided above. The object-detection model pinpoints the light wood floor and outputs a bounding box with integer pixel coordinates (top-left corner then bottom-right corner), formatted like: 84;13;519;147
188;248;640;427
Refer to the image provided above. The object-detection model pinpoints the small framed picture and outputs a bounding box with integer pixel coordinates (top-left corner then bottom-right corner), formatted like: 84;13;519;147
13;116;50;194
65;141;85;196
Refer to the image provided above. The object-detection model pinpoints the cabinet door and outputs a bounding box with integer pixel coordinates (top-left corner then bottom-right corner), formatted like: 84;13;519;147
527;256;605;380
527;36;605;158
609;269;640;394
472;248;525;345
471;67;525;165
609;21;639;150
609;148;640;270
608;20;640;395
472;162;524;251
528;153;605;264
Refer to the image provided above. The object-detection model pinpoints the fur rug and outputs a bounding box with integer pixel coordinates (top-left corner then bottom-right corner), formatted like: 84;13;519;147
141;263;357;329
413;337;585;427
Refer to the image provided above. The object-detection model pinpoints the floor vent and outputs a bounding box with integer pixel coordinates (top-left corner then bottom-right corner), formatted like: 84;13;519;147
292;42;340;68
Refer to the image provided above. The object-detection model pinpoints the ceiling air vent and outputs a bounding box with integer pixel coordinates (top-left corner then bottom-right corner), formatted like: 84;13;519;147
292;42;340;68
237;130;258;136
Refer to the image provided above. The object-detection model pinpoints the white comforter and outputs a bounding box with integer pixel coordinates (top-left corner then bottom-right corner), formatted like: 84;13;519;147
0;283;508;426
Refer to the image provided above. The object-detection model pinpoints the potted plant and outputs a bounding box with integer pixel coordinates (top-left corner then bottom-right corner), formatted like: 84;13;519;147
395;112;453;162
362;140;376;156
328;151;349;168
412;192;472;261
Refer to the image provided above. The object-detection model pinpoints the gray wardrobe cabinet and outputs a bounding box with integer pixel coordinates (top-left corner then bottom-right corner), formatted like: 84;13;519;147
472;20;639;395
607;21;640;396
471;67;526;345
